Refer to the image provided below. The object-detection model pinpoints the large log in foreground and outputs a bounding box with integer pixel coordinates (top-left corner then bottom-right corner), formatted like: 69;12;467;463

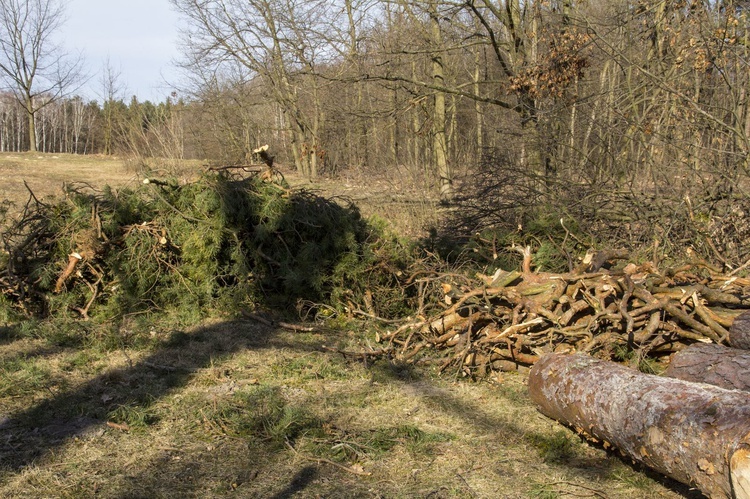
664;343;750;392
528;353;750;498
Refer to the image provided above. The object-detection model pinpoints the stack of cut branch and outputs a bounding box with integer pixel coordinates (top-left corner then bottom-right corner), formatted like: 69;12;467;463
370;248;750;376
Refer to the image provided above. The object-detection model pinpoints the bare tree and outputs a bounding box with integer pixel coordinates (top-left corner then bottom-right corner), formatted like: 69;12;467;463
0;0;84;152
172;0;355;178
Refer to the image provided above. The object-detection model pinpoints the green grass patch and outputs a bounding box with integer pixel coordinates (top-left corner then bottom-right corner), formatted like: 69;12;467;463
0;357;55;397
612;344;664;374
61;349;105;373
525;429;579;463
271;353;356;382
528;484;561;499
108;401;160;429
198;385;322;448
311;423;454;463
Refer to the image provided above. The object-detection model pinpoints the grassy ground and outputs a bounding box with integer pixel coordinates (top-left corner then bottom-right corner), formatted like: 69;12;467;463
0;152;140;209
0;153;703;498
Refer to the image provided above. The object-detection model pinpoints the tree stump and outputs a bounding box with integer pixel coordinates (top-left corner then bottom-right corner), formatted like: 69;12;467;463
528;353;750;499
730;311;750;350
664;343;750;392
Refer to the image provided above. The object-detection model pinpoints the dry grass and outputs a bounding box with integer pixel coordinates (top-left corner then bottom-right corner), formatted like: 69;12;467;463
0;152;207;219
0;153;136;209
0;321;700;498
0;152;440;239
0;154;703;498
285;166;443;240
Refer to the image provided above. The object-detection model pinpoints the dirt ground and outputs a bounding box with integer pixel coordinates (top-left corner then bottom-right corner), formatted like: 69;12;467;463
0;153;704;498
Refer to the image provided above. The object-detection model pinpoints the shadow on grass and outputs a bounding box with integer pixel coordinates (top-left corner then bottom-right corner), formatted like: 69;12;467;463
268;465;319;499
0;320;705;498
370;359;704;499
0;318;380;498
0;342;63;365
0;319;281;471
0;325;22;346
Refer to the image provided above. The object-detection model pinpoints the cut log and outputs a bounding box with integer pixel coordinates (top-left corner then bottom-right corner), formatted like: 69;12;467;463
528;353;750;499
664;343;750;392
730;311;750;350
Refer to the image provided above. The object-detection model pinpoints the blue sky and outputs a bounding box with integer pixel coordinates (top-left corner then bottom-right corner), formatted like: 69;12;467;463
59;0;183;103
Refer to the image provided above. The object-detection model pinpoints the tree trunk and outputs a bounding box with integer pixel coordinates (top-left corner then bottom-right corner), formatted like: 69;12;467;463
25;94;37;152
473;45;483;163
430;2;452;200
663;343;750;392
529;353;750;499
730;311;750;350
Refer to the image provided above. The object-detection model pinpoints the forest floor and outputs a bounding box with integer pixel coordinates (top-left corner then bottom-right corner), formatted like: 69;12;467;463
0;153;703;498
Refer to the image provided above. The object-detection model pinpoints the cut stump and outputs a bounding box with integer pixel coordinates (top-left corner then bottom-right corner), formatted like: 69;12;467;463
528;353;750;499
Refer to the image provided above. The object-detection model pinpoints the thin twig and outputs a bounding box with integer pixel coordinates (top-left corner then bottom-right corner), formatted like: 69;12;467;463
285;439;372;476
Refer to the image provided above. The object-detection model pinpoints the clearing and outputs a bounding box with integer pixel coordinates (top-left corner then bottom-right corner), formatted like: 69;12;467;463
0;153;701;498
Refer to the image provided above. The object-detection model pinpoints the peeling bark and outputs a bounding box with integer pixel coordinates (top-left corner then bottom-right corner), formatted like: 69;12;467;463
528;353;750;498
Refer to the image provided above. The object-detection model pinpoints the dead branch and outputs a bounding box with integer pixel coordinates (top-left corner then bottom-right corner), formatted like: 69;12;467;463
360;251;750;378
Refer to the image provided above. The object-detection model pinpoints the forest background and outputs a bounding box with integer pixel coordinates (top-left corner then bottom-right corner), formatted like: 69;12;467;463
2;0;749;268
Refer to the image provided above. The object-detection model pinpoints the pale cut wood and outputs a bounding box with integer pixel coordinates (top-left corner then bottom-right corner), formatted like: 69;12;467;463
528;353;750;499
663;343;750;392
733;448;750;499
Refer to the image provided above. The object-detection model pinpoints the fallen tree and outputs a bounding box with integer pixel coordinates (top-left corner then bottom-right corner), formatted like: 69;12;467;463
528;353;750;499
663;343;750;392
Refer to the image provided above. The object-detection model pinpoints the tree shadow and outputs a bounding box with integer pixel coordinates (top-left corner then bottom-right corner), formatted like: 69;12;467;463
0;342;63;363
0;319;280;471
0;325;22;346
371;359;704;499
0;322;704;498
267;465;319;499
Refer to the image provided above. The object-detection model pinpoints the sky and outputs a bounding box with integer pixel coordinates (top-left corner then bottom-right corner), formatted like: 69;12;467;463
59;0;184;103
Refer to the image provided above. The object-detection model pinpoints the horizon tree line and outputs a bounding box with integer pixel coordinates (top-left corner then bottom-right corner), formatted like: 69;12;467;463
1;0;749;264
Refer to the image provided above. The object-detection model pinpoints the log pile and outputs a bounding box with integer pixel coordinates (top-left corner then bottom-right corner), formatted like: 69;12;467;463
372;248;750;375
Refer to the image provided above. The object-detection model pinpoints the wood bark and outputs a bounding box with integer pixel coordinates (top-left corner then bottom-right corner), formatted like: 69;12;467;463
664;343;750;392
429;1;452;200
528;353;750;499
730;311;750;350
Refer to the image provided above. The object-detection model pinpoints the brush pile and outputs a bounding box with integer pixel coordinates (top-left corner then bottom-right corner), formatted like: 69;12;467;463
0;171;411;329
369;246;750;376
2;168;749;373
